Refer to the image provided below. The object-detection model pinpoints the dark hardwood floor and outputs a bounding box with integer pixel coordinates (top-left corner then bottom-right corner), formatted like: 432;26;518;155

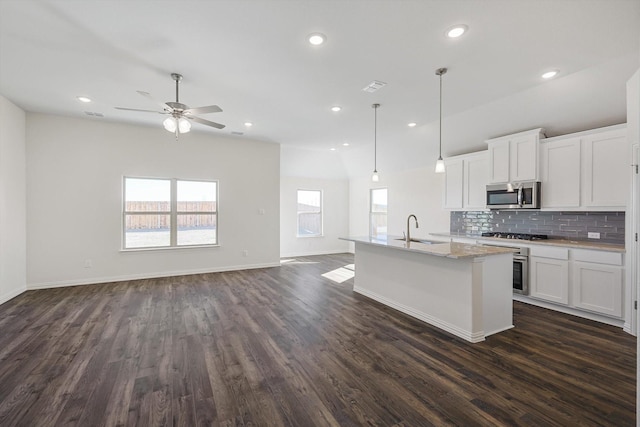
0;253;635;426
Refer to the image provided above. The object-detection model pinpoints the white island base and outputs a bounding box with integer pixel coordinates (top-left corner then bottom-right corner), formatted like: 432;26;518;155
352;241;514;343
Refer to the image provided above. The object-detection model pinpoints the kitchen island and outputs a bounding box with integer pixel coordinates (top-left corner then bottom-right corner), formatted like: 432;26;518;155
341;236;516;343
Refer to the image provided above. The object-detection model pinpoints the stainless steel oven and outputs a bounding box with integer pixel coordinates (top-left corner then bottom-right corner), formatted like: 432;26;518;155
480;243;529;294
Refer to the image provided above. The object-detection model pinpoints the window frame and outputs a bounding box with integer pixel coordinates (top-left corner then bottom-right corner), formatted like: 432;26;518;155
122;176;219;250
369;187;388;238
296;189;323;238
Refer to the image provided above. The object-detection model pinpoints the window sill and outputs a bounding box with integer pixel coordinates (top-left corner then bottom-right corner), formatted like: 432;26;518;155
120;244;220;253
296;235;324;239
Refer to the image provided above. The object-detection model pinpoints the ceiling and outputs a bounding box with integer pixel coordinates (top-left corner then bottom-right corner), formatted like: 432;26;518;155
1;0;639;178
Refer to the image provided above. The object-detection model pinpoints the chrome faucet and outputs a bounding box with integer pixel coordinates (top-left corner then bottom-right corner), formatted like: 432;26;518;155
406;214;419;243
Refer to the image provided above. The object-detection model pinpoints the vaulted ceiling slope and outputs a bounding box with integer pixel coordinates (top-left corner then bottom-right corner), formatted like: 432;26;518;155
1;0;638;177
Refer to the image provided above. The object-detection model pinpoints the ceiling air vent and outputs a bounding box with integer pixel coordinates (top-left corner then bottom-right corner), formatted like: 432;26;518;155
231;131;244;136
84;111;104;117
362;80;387;93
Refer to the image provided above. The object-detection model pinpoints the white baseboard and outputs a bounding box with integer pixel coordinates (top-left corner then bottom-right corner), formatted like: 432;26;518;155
354;285;485;343
280;249;350;258
27;262;281;290
0;286;27;306
513;294;625;328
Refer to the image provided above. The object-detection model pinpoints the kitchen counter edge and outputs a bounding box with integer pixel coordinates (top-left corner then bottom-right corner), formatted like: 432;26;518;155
428;232;625;253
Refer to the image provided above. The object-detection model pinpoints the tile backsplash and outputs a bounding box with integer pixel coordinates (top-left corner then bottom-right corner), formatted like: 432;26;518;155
451;211;625;244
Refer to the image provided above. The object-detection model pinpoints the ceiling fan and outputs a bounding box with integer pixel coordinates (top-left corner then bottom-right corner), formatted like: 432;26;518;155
115;73;225;137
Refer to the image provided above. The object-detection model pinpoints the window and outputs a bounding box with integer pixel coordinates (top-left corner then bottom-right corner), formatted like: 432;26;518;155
297;189;322;237
370;188;387;238
123;177;217;249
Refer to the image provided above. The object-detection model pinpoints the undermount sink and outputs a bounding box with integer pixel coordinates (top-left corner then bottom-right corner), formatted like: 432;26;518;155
394;238;434;244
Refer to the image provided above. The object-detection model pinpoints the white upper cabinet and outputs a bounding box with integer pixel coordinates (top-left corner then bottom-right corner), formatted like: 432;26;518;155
581;127;628;208
486;128;544;184
463;152;489;210
539;124;627;210
443;151;488;211
488;142;510;183
540;137;581;208
443;157;463;209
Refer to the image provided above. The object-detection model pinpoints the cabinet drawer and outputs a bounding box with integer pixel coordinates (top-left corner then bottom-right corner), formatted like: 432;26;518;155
572;249;623;266
530;246;569;260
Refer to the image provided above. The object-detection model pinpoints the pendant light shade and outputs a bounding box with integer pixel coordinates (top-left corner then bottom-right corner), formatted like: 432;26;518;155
372;103;380;182
435;67;447;173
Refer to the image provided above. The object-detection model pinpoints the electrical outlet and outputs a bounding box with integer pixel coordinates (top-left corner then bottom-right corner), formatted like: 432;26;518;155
242;250;249;257
258;208;265;215
587;232;600;239
84;259;92;268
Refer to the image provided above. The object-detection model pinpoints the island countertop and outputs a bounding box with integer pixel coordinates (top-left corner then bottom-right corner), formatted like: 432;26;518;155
340;236;517;259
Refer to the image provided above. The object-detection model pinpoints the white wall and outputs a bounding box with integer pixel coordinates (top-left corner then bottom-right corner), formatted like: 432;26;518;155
280;176;349;257
0;95;27;304
349;167;450;249
26;113;280;288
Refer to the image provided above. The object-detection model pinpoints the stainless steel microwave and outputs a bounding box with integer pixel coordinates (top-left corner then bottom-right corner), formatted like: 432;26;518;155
486;181;541;209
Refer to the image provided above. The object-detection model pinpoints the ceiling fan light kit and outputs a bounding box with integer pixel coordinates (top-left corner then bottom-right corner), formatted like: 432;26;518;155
115;72;225;140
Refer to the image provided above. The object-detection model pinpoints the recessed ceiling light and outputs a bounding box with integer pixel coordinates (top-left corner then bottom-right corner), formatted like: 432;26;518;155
244;122;253;127
331;106;342;112
330;147;336;151
308;33;326;46
542;70;559;79
342;142;349;146
408;122;417;127
77;96;91;103
446;25;468;38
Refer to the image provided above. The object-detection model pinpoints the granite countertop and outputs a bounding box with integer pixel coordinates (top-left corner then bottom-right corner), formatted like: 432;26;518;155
428;232;625;253
340;236;517;259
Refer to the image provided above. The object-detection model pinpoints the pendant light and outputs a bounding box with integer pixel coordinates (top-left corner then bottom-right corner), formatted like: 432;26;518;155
371;103;380;182
434;67;447;173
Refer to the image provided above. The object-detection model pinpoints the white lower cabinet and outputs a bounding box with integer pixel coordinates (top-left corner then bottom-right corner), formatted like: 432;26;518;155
571;249;623;317
572;263;623;317
530;256;569;305
528;246;623;319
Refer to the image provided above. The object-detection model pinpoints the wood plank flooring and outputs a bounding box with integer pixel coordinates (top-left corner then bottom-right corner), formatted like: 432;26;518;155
0;253;635;426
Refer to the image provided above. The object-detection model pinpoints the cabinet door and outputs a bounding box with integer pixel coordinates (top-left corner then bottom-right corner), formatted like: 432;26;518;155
582;129;628;207
540;138;581;208
530;256;569;305
572;262;623;317
443;158;463;210
488;141;510;184
510;135;538;182
463;153;489;210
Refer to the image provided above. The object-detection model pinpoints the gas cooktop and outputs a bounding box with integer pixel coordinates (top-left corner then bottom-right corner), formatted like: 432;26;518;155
481;232;548;241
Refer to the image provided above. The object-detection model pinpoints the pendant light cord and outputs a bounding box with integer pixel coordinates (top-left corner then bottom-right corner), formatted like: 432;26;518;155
372;103;380;173
374;104;377;172
439;72;442;159
435;68;447;160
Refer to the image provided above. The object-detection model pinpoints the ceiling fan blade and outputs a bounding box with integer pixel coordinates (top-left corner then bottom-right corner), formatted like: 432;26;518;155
137;90;173;112
184;105;223;115
114;107;165;113
189;115;226;129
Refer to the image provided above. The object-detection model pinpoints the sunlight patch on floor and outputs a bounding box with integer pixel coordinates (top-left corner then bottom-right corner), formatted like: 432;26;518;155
321;265;355;283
